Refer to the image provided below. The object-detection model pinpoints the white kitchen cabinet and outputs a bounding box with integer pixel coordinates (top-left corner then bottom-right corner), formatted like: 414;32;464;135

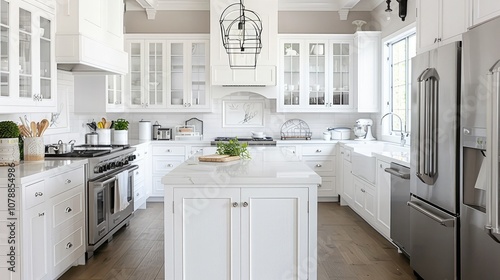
471;0;500;26
0;0;57;113
167;40;210;110
132;142;151;210
55;0;128;74
150;144;186;199
353;176;376;225
23;202;51;280
73;74;124;113
376;160;391;239
172;187;309;280
354;31;381;112
341;148;354;206
416;0;467;53
124;35;211;112
278;35;354;112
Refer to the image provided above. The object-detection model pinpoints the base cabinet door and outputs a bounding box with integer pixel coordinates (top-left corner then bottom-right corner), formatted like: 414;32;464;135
353;176;376;224
172;187;309;280
23;203;50;280
342;159;353;204
241;188;309;280
376;160;391;238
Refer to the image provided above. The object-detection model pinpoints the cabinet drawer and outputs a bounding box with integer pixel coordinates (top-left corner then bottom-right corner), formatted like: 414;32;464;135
134;164;146;184
152;176;165;196
318;176;336;197
134;146;149;161
24;180;46;209
302;144;336;156
52;225;84;277
47;167;84;198
303;156;335;175
152;145;185;156
153;156;185;173
134;181;145;203
52;186;84;229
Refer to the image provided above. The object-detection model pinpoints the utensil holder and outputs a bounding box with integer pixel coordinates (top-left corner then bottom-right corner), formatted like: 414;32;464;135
24;137;44;161
96;129;111;145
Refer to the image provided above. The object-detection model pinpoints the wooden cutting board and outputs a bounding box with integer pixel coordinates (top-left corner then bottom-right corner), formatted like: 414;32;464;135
198;154;240;162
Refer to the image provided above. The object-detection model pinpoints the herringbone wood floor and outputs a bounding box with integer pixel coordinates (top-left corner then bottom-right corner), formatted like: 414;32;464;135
59;202;415;280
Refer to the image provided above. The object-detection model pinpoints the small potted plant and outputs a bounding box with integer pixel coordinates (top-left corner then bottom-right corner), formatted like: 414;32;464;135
0;121;21;165
112;118;129;145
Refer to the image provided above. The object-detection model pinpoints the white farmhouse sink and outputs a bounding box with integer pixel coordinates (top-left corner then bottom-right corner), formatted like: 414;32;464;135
346;142;410;184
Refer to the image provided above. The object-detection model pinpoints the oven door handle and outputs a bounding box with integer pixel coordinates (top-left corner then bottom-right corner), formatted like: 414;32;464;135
92;176;117;187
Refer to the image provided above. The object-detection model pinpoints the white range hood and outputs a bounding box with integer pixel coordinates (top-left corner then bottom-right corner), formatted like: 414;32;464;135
55;0;128;75
210;0;278;96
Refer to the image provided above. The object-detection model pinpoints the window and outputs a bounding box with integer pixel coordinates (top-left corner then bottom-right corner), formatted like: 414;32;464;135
383;28;416;138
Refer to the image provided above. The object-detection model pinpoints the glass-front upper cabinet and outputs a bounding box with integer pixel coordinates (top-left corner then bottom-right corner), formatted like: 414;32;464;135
146;41;165;108
106;75;123;112
0;0;56;112
167;40;210;109
128;41;144;107
278;36;353;112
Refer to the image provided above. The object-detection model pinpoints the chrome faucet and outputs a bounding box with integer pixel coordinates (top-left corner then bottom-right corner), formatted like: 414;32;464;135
381;112;408;146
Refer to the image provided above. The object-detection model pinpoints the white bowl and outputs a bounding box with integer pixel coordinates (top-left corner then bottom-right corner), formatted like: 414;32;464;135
251;131;264;138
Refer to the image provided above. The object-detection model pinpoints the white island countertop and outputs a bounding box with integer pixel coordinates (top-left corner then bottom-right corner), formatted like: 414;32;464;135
161;146;321;186
0;159;87;184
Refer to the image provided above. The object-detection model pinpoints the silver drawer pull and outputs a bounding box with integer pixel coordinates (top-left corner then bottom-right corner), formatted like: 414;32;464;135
167;164;173;167
66;242;73;249
65;207;72;213
315;164;322;168
35;192;43;197
317;184;322;188
38;212;45;217
232;202;239;207
316;149;322;153
242;202;249;207
136;193;140;197
65;179;71;184
361;189;366;193
167;149;172;152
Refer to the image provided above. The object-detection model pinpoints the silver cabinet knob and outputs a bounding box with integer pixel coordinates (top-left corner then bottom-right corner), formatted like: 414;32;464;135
66;242;73;249
361;189;366;193
316;149;322;153
242;202;248;207
167;149;172;152
317;184;322;188
35;192;43;197
167;164;173;167
65;179;71;184
65;207;72;213
316;164;322;167
232;202;239;207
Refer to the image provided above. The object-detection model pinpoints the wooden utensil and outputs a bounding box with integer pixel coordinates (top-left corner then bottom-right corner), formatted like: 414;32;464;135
198;154;240;162
30;121;37;137
39;119;49;136
18;125;31;138
36;122;40;137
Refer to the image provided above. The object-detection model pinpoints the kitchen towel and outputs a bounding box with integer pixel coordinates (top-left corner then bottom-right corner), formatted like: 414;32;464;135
114;170;130;212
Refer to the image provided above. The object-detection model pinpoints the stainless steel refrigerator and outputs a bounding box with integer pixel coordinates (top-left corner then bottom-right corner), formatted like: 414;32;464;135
461;16;500;279
410;41;461;280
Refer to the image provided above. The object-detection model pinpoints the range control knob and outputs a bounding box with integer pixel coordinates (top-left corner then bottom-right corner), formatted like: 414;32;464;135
111;162;116;168
128;155;136;161
123;159;129;165
106;163;112;170
117;161;123;167
102;165;107;172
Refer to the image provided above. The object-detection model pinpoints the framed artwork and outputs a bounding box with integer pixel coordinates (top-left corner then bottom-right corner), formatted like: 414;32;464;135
222;100;264;127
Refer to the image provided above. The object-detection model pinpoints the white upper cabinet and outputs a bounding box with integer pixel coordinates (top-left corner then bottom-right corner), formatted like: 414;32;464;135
55;0;128;74
471;0;500;26
354;31;381;113
416;0;467;53
278;35;354;112
124;35;211;112
0;0;57;113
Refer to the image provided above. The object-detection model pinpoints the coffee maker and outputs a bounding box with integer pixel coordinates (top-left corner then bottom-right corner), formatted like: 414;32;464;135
353;119;376;141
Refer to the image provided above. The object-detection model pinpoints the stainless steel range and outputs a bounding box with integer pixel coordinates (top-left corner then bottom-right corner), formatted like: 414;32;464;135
47;145;137;258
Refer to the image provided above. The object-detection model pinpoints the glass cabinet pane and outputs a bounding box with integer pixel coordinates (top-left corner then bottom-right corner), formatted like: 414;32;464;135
0;0;9;97
170;43;184;105
191;43;206;106
107;75;114;104
19;8;31;98
331;42;350;105
115;75;122;105
308;43;326;106
130;43;142;106
40;17;51;100
148;42;163;106
283;43;300;106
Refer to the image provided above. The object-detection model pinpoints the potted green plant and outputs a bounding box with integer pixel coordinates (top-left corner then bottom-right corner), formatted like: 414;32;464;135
112;118;129;145
0;121;21;165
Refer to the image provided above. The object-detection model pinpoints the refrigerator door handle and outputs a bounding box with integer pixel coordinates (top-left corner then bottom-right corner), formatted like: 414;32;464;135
486;63;500;240
384;167;410;179
407;201;454;227
416;68;440;185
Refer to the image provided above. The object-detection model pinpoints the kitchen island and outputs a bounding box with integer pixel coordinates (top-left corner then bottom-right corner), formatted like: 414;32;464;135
162;147;321;280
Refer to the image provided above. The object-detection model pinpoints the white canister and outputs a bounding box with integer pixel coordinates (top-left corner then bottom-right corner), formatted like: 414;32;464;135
139;120;151;140
96;128;111;145
322;131;331;141
112;130;128;145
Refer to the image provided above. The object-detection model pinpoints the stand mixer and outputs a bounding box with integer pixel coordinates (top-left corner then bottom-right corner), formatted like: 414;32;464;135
353;119;376;141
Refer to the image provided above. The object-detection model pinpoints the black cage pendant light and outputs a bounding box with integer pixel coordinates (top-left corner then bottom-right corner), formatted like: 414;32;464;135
219;0;263;69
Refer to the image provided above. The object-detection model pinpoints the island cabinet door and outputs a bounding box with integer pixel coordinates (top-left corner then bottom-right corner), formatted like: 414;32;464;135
173;188;240;280
240;188;309;280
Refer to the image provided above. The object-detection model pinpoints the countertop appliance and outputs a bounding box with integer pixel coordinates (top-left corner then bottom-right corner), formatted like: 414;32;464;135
47;144;137;258
461;16;500;279
157;128;172;140
409;41;461;279
211;137;276;146
354;119;375;140
152;121;161;140
385;163;411;257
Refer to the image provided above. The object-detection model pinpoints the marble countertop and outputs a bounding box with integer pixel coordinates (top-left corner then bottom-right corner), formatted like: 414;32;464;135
162;146;321;186
0;159;88;184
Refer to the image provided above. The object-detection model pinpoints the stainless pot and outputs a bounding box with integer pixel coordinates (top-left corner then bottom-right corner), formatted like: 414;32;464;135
85;132;99;145
57;139;76;154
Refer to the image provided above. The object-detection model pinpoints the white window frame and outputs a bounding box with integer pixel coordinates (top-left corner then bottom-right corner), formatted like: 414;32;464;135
380;23;416;144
